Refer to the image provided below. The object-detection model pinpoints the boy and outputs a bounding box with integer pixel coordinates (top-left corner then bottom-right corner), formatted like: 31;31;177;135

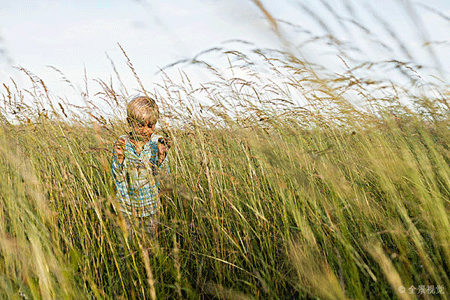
111;95;169;236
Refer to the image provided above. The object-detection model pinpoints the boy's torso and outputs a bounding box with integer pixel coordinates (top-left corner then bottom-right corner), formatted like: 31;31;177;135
117;134;162;217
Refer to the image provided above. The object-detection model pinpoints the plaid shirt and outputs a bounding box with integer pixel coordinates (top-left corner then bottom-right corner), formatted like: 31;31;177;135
111;134;169;217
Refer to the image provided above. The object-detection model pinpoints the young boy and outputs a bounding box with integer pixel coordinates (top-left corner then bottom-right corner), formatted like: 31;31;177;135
111;95;169;236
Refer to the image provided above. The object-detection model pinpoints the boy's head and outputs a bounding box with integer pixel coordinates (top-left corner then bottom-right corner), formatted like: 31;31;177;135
127;95;159;139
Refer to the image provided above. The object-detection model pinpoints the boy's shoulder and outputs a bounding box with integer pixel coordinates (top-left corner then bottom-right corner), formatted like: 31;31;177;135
116;134;162;149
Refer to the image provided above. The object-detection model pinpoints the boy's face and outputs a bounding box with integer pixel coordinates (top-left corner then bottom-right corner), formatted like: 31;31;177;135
130;119;156;140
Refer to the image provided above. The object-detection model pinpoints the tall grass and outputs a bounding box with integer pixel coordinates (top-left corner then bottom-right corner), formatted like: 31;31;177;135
1;1;450;299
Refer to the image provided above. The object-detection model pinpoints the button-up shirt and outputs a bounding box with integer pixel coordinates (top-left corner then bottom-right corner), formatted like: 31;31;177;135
111;134;169;217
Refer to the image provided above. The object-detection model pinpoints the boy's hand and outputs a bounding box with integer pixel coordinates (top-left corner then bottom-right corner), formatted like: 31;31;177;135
157;137;171;165
114;138;125;164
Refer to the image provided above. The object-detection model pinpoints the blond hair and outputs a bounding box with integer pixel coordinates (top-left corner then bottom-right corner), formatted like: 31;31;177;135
127;96;159;125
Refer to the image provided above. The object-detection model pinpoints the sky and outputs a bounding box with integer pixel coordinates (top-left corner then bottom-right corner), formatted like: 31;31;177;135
0;0;449;107
0;0;276;96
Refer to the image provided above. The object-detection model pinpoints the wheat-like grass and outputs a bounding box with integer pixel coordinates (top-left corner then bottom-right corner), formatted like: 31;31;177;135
0;1;449;299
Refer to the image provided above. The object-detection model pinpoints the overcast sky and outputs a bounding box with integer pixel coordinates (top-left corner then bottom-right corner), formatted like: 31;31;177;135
0;0;449;104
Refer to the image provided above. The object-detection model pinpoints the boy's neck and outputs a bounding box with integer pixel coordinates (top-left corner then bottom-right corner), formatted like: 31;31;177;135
128;131;152;143
128;136;149;155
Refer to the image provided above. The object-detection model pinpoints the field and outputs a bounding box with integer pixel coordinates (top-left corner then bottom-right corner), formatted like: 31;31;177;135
1;2;450;299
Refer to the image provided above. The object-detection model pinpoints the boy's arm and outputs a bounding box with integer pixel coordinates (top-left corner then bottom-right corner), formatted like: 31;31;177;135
111;138;126;182
114;138;125;164
159;153;170;173
111;154;125;182
111;153;130;201
157;137;170;173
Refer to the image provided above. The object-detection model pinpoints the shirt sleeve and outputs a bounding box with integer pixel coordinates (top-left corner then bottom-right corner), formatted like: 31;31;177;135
111;144;130;201
159;154;170;174
111;143;125;182
150;134;170;173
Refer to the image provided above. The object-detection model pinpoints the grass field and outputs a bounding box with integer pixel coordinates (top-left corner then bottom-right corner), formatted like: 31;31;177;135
1;50;449;299
1;2;450;299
